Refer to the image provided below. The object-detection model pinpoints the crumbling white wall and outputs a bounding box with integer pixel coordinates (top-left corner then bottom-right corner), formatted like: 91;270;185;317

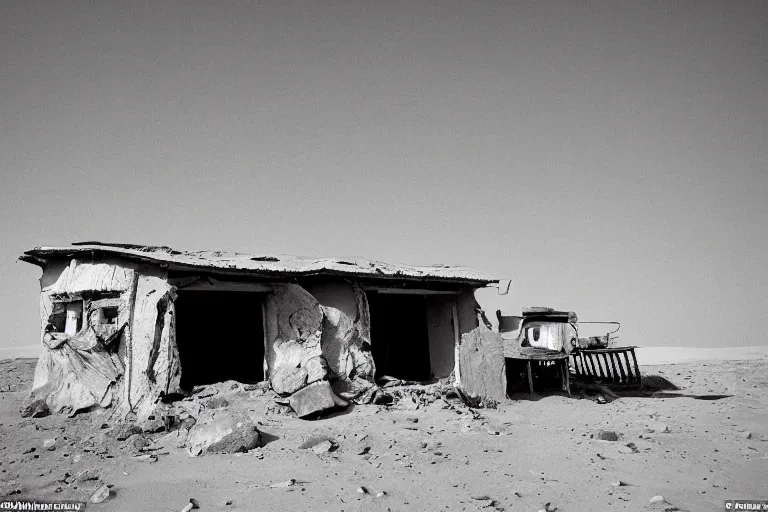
263;283;328;396
311;281;375;399
263;282;375;402
31;258;138;415
123;267;181;420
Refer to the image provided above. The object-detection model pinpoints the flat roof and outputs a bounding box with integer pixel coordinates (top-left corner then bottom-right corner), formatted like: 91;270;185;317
20;242;499;285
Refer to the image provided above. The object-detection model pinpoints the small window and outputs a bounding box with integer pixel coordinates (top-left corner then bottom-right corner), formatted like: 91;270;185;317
64;301;83;335
101;307;119;325
48;303;67;333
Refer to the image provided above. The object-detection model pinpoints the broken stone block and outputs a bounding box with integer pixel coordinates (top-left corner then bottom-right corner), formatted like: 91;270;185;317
288;381;348;418
459;326;506;401
596;430;619;441
20;399;50;419
331;376;375;402
111;423;142;441
205;396;230;409
312;440;334;454
186;409;262;456
299;435;336;450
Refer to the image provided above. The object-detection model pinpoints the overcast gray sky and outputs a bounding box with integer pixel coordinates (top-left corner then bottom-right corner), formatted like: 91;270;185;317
1;0;766;355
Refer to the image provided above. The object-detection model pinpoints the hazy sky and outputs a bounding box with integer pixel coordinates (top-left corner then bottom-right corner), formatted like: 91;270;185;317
1;0;766;355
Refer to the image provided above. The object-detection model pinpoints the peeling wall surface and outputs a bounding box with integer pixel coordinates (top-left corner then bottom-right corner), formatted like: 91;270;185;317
459;323;507;401
24;249;498;419
265;284;327;396
31;259;137;415
123;267;181;420
265;282;375;403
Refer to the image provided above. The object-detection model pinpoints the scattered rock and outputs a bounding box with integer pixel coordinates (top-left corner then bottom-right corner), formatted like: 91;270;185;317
375;491;387;498
75;469;101;483
288;381;348;418
20;399;50;418
112;423;142;441
299;435;335;450
89;483;112;504
610;480;624;487
649;495;666;504
634;440;653;451
205;396;230;409
596;430;619;441
312;440;334;454
373;390;394;405
269;479;297;488
357;486;369;494
181;499;200;512
43;439;57;451
406;417;419;423
740;431;752;439
22;447;35;454
131;435;150;451
186;409;262;456
648;423;669;433
400;396;419;411
617;445;634;454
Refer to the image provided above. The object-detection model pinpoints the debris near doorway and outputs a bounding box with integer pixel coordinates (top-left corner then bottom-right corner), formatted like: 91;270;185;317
288;381;348;419
185;409;262;456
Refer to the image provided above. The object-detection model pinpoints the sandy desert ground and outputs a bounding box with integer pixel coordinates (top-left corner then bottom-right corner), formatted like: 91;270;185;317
1;354;767;512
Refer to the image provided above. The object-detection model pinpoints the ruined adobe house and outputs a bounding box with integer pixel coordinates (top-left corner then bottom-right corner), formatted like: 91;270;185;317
19;242;499;420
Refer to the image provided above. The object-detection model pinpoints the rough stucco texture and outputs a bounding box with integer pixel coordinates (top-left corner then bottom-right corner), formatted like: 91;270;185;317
459;323;507;401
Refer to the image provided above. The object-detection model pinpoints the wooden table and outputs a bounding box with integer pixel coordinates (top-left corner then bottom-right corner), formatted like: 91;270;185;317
505;349;571;396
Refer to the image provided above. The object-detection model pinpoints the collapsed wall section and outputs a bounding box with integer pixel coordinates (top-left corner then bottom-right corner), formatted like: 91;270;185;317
264;282;376;415
123;267;181;420
30;259;136;415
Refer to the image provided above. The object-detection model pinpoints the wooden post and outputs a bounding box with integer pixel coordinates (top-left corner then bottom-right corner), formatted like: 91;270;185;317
630;348;643;388
262;300;269;381
594;353;606;380
615;351;627;384
452;301;461;387
622;351;634;383
527;360;534;394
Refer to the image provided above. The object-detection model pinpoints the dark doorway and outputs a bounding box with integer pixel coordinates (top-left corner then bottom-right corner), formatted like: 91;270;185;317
175;291;264;389
367;292;432;381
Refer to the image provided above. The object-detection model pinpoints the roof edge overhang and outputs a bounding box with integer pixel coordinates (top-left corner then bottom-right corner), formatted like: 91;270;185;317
19;244;500;287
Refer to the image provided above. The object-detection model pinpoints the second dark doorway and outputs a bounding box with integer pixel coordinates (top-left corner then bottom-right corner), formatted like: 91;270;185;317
367;292;432;381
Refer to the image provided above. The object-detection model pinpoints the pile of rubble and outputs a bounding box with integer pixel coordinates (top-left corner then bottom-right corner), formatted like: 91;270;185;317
68;375;500;459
